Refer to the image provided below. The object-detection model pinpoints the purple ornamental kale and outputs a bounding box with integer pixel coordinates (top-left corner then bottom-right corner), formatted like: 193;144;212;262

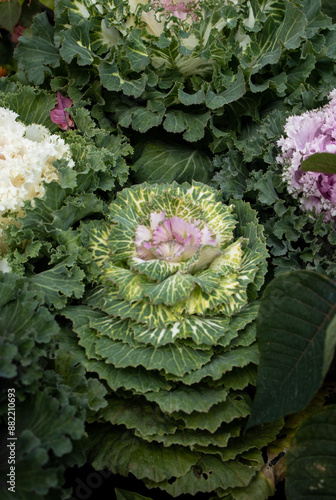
277;89;336;220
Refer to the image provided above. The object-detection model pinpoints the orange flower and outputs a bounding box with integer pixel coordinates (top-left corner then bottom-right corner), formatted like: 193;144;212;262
0;67;7;78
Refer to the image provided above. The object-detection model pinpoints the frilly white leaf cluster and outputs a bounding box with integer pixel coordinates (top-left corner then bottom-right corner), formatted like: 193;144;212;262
0;106;74;251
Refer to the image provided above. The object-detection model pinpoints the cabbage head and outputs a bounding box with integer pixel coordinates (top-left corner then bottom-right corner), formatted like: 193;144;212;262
62;181;281;498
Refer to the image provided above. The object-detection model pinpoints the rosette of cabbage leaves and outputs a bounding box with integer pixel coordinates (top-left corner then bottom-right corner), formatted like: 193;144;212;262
62;181;281;499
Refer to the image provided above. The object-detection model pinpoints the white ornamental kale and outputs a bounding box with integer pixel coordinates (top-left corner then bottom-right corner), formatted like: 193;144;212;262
0;106;74;252
61;182;282;498
277;89;336;221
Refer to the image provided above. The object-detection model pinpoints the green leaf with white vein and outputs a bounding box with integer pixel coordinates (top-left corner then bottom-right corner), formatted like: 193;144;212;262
141;272;196;306
59;21;94;65
99;60;147;98
131;316;231;347
125;29;150;72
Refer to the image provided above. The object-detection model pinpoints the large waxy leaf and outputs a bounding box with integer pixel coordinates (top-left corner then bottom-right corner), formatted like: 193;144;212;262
286;405;336;500
15;13;60;85
144;386;229;414
93;336;213;377
116;104;164;133
89;424;198;483
248;271;336;428
131;141;213;184
221;469;275;500
0;275;60;381
221;364;258;391
277;0;307;49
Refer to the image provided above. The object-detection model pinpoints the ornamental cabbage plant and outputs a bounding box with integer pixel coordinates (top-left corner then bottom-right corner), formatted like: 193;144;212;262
0;105;74;253
61;181;282;498
277;89;336;221
13;0;336;187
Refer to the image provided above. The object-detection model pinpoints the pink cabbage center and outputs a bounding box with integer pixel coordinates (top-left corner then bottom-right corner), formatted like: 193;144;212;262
135;212;217;262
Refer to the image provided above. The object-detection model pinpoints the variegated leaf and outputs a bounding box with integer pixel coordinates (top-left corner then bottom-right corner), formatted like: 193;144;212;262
94;286;182;328
142;272;196;306
173;275;243;316
102;263;150;302
109;183;153;218
131;316;230;347
108;223;136;261
128;256;182;282
202;201;236;245
89;313;135;343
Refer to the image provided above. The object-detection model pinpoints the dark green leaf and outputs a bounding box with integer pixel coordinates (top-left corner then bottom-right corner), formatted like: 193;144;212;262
301;152;336;174
0;0;21;32
15;13;60;85
132;141;213;184
286;405;336;500
248;271;336;428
